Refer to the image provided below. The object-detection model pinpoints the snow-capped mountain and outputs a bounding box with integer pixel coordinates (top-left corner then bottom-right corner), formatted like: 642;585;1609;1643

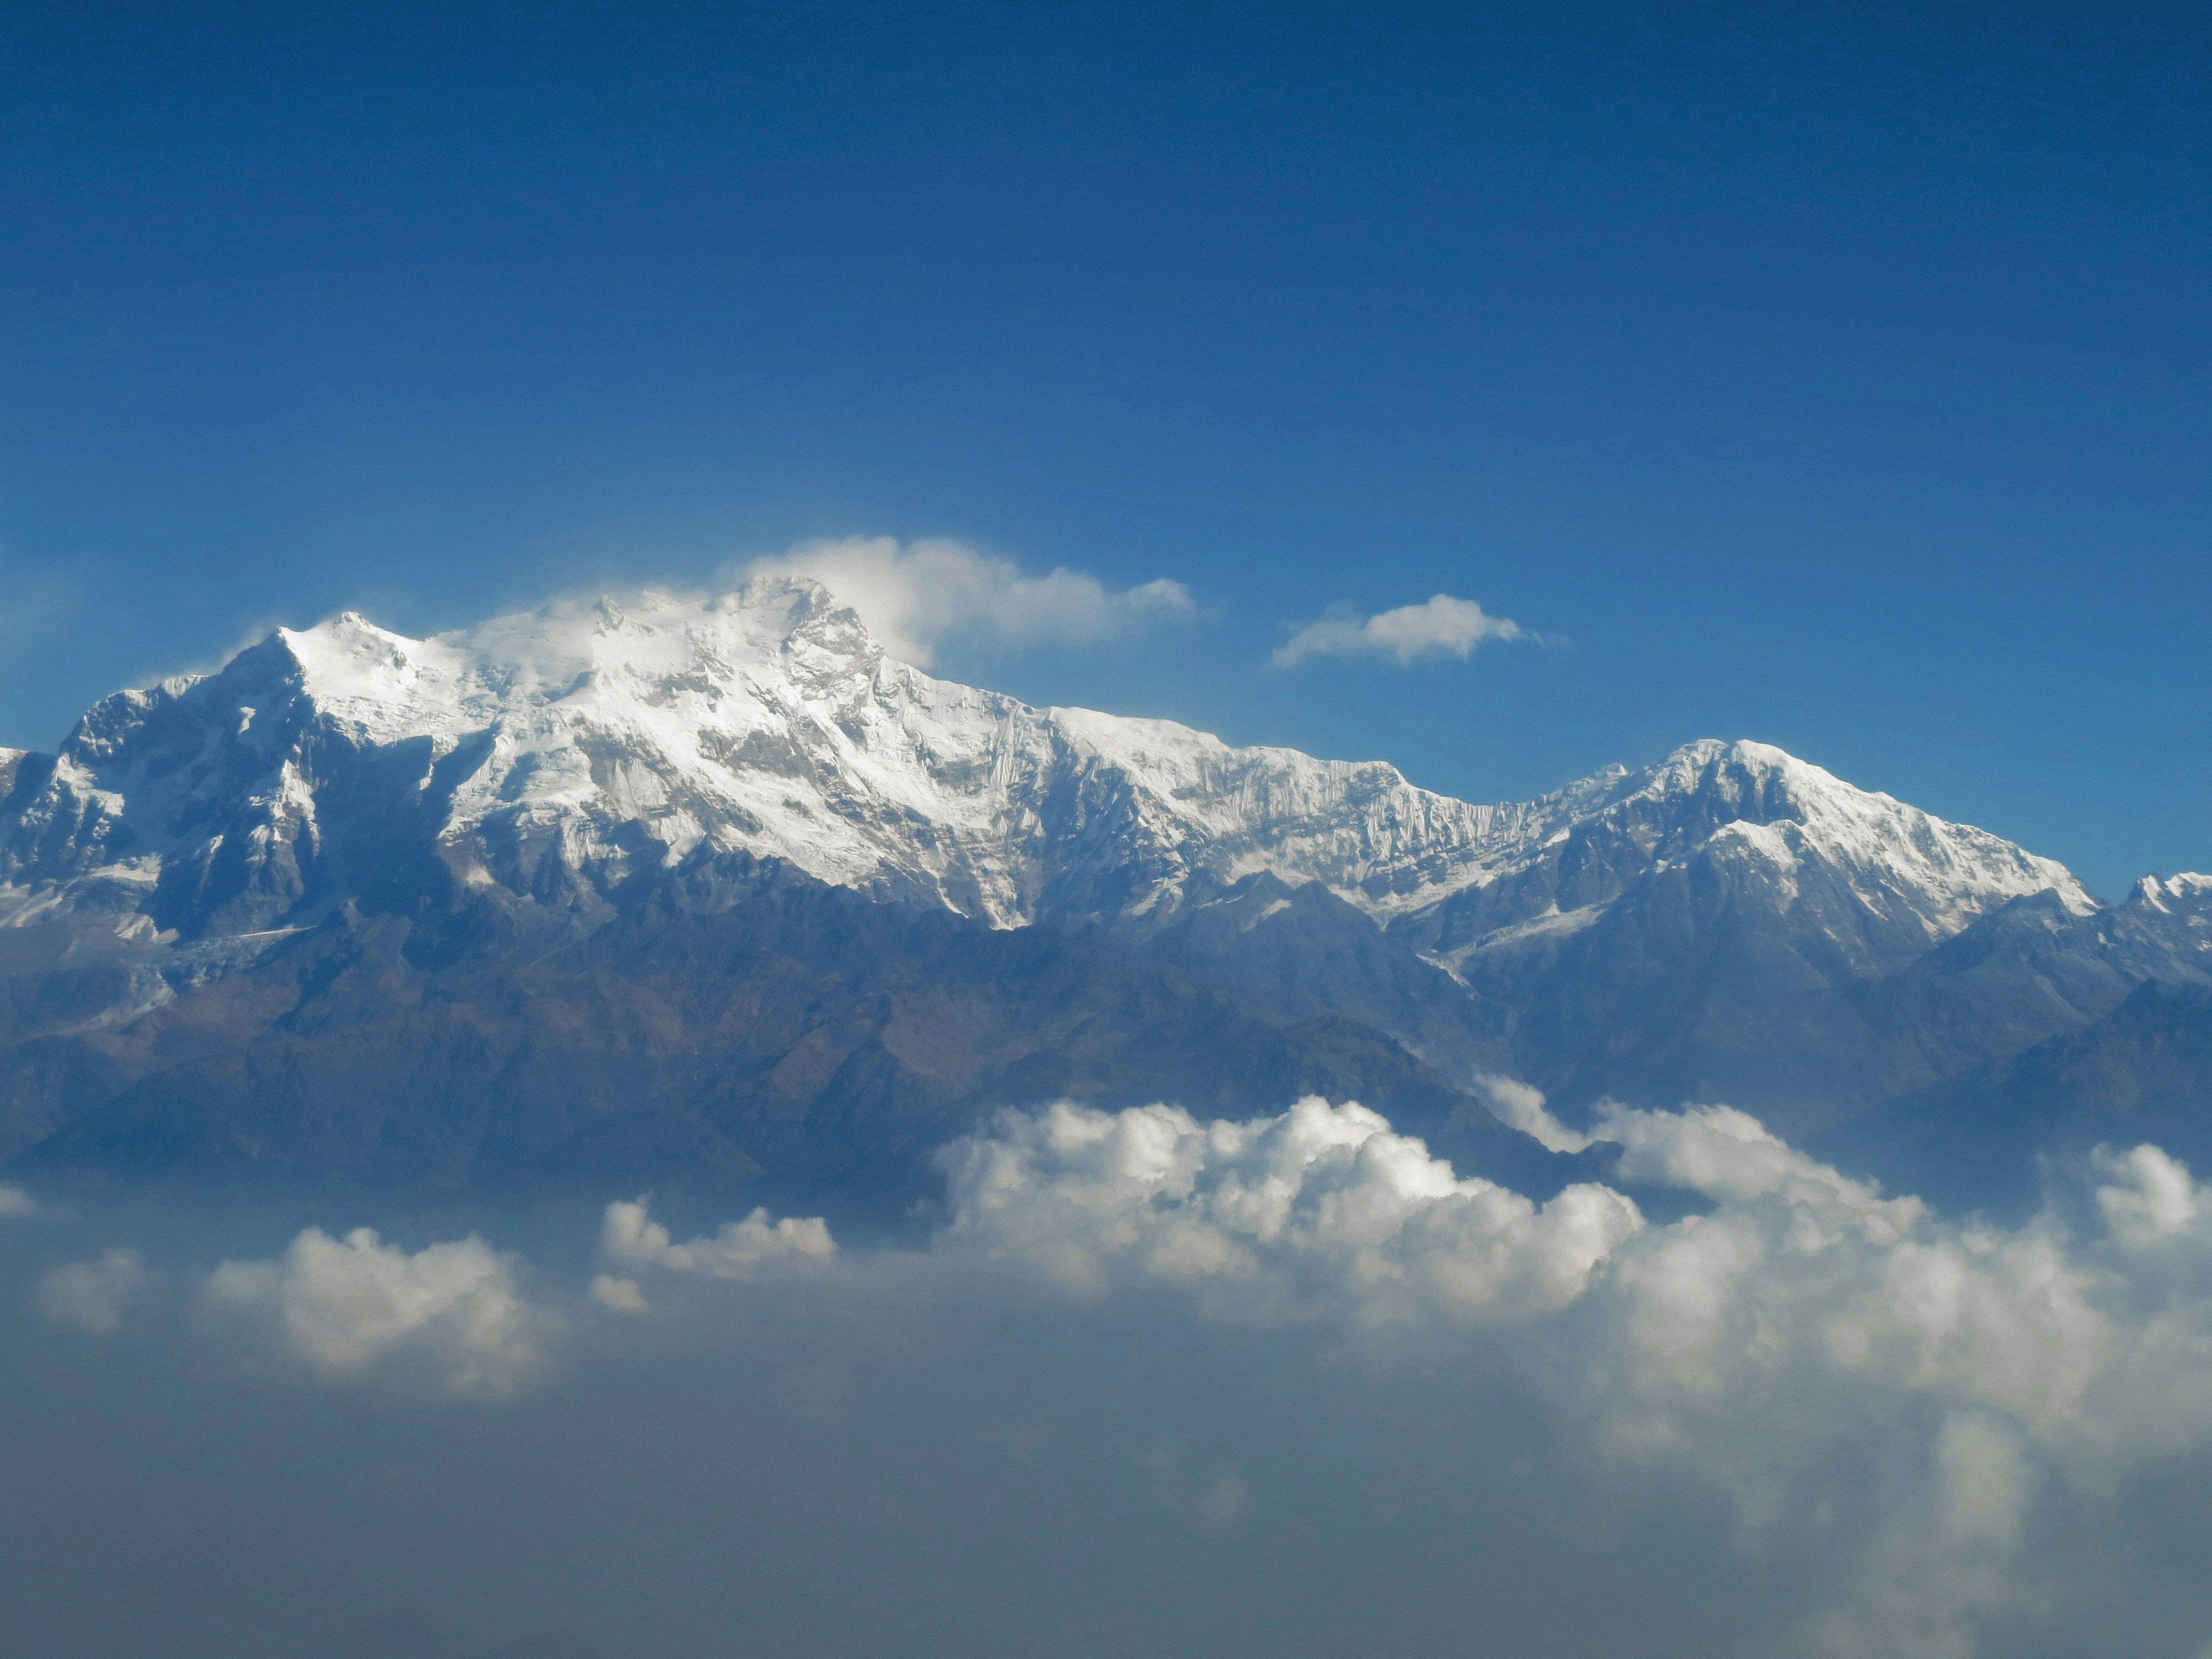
0;581;1571;934
1395;737;2090;980
0;578;2082;949
0;579;2199;1205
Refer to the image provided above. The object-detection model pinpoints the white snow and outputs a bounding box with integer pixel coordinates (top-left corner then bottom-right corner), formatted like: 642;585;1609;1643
2134;873;2212;912
0;581;2095;950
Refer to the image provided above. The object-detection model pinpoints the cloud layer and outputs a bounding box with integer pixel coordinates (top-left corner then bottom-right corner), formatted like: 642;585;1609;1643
744;536;1194;667
29;1093;2212;1655
1272;593;1529;666
937;1094;2212;1656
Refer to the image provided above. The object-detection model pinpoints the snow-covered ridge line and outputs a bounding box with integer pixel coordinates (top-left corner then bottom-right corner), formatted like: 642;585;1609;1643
2134;872;2212;911
0;579;2090;948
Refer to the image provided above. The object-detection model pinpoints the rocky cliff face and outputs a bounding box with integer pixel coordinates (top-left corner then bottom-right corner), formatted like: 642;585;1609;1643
0;581;2199;1207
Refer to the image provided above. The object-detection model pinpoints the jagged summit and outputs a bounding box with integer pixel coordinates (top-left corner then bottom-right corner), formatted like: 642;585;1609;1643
1600;736;2092;925
1;582;2085;959
2133;871;2212;912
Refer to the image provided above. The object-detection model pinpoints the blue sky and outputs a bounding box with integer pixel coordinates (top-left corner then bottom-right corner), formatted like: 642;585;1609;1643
2;1;2206;896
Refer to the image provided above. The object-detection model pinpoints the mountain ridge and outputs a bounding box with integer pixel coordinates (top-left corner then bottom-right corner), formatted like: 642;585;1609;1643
0;579;2200;1207
0;578;2091;942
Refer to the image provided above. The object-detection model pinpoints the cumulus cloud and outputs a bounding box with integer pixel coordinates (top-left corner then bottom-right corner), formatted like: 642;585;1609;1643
594;1198;835;1310
1271;593;1533;667
935;1092;2212;1656
204;1227;552;1401
0;1184;40;1219
35;1248;143;1334
743;536;1194;667
937;1096;1641;1324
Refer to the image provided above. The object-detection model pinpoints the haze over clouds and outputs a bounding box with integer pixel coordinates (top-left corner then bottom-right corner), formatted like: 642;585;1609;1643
35;1248;143;1334
1272;593;1533;666
19;1093;2212;1655
742;536;1194;668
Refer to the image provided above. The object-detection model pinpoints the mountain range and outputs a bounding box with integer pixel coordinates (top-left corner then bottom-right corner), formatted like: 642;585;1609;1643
2;578;2205;1213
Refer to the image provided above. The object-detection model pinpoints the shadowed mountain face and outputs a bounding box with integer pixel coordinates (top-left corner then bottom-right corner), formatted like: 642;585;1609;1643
5;854;1556;1211
0;582;2204;1210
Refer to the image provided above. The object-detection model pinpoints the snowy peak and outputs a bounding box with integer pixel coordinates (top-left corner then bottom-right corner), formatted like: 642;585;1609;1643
1400;737;2093;982
2131;872;2212;915
265;582;883;747
0;586;2094;964
0;579;1570;934
1628;738;2093;924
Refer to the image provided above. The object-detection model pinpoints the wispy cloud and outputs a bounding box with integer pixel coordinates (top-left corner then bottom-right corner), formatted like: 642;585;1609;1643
741;536;1194;667
1272;593;1537;668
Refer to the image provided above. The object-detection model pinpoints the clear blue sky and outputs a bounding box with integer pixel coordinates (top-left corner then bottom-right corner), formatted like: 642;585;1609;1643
2;2;2206;896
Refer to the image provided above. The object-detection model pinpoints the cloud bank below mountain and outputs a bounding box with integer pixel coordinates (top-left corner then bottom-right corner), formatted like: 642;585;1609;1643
16;1093;2212;1655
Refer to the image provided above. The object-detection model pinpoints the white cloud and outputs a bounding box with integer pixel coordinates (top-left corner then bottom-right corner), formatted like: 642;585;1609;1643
1802;1408;2038;1659
35;1248;143;1334
203;1226;552;1401
1473;1073;1586;1153
54;1090;2212;1655
600;1198;835;1285
1272;593;1533;667
743;536;1194;667
934;1093;2212;1656
937;1096;1641;1324
0;1184;40;1219
2093;1142;2199;1248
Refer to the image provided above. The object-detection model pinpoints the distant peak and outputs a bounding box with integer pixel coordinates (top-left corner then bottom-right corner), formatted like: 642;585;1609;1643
2133;872;2212;912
